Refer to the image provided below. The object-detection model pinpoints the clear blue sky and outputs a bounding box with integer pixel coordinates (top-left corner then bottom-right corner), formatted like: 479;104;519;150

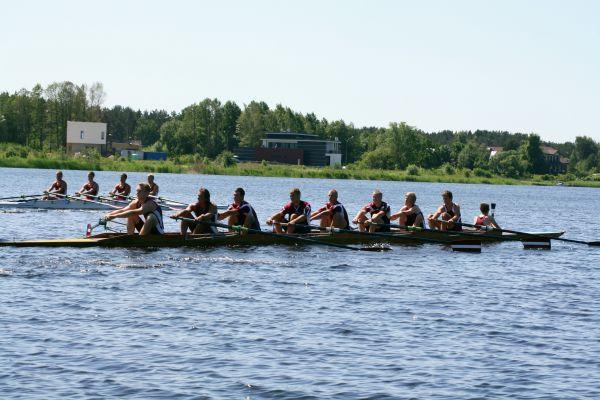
1;0;599;142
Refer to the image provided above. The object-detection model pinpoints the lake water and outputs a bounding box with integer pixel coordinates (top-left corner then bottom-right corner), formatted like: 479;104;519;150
1;167;599;399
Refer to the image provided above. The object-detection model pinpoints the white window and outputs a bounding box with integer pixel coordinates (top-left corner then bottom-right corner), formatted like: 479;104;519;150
80;130;84;139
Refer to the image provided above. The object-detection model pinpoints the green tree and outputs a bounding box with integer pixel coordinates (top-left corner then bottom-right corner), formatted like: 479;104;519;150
521;134;546;174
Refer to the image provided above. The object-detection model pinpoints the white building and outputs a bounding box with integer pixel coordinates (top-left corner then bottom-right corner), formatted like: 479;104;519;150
66;121;107;154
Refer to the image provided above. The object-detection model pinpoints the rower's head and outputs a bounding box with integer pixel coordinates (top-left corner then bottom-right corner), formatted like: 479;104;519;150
233;187;245;204
328;189;338;202
198;187;210;204
441;190;453;204
136;182;151;201
147;174;155;184
56;170;63;180
405;192;417;206
372;189;382;204
480;203;490;215
87;171;95;182
120;173;127;183
290;188;301;204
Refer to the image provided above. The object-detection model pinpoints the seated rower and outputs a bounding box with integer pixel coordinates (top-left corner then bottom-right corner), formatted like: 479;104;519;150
147;174;159;197
310;189;350;229
76;171;99;199
428;190;462;231
474;203;501;230
217;187;260;234
104;182;164;235
170;187;218;235
266;188;312;234
44;170;67;199
109;173;131;201
390;192;424;228
352;189;391;232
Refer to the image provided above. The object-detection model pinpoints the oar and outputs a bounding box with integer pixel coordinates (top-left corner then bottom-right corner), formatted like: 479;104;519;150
174;217;390;252
0;193;44;201
144;195;227;210
456;222;600;247
54;193;121;209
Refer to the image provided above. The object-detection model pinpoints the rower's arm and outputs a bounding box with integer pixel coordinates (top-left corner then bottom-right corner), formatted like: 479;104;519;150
106;202;136;218
429;207;443;220
171;204;194;219
267;210;285;224
449;204;461;222
310;208;329;221
197;204;218;221
217;209;235;221
489;215;501;229
289;213;307;224
352;209;366;223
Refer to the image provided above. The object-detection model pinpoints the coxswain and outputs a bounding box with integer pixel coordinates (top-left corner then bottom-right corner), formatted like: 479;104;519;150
108;173;131;201
427;190;462;231
390;192;424;228
44;170;67;199
217;187;260;234
147;174;159;196
266;188;312;234
104;182;164;235
474;203;501;230
352;189;391;232
76;171;99;199
170;187;218;234
310;189;350;229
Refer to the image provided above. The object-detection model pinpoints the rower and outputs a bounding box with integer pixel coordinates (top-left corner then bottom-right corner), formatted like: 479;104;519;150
427;190;462;231
104;182;164;235
170;187;218;234
75;171;99;199
266;188;312;234
108;173;131;200
352;189;391;232
310;189;350;229
390;192;424;228
147;174;159;196
474;203;501;230
217;187;260;234
44;170;67;199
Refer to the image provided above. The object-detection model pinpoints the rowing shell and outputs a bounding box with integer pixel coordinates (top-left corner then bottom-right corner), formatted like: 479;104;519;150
0;229;564;248
0;198;116;210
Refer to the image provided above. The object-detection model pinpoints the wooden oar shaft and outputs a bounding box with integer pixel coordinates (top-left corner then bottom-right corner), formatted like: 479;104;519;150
175;217;388;251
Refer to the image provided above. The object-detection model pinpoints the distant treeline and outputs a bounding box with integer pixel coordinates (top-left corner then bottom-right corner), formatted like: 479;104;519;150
1;81;599;178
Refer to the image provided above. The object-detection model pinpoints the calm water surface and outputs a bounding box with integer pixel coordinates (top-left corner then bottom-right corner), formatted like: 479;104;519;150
1;167;599;399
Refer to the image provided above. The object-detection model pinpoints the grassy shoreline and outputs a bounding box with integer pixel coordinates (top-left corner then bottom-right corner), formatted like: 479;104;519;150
1;155;599;188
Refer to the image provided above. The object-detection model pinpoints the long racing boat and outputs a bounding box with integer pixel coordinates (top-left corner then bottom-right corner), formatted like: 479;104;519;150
0;197;118;211
0;228;564;248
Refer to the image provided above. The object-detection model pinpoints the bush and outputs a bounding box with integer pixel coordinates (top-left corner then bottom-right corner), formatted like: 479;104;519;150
216;151;237;167
406;164;420;175
443;163;455;175
464;169;472;178
261;160;269;167
473;168;492;178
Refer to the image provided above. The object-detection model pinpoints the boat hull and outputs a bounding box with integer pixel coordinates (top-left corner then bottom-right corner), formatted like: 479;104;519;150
0;198;116;210
0;229;565;248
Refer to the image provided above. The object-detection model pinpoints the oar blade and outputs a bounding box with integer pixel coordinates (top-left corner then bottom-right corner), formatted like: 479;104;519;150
451;239;482;253
521;237;551;250
587;241;600;246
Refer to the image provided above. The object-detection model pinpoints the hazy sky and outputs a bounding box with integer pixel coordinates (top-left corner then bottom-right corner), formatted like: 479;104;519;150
1;0;599;142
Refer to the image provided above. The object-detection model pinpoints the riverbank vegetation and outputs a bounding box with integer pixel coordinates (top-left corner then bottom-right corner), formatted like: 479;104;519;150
2;81;600;185
2;143;599;187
